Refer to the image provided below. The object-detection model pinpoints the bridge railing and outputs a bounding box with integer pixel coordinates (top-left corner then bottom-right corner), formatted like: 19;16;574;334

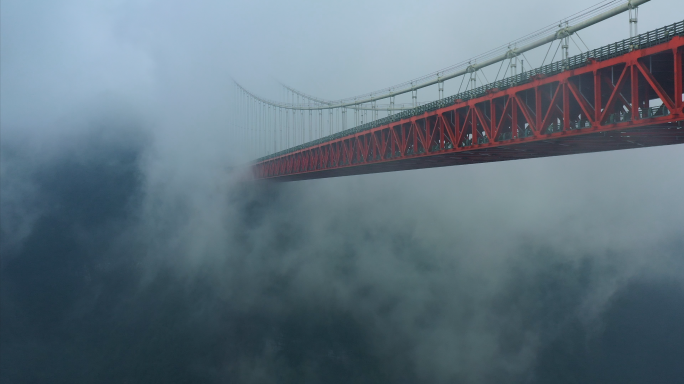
256;20;684;163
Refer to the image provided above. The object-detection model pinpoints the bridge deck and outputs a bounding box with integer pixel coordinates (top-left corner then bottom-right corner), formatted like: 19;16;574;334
254;26;684;181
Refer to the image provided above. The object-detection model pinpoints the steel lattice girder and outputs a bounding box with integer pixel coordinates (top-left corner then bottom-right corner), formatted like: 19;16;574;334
254;37;684;181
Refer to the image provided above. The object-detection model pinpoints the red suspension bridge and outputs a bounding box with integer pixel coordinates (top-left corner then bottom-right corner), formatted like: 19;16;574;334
235;1;684;181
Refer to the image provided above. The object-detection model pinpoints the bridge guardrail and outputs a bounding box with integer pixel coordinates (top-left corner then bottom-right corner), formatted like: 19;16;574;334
257;20;684;163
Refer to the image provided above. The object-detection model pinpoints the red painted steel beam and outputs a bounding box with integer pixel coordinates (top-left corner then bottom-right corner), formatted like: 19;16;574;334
254;37;684;181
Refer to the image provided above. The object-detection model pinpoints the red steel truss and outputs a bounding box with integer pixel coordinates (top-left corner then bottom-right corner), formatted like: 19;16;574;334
254;37;684;181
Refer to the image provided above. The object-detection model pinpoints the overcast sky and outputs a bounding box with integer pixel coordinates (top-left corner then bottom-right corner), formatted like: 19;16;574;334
3;0;684;152
1;1;683;383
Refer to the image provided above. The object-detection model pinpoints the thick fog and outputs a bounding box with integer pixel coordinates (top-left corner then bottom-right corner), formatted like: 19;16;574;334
2;1;684;383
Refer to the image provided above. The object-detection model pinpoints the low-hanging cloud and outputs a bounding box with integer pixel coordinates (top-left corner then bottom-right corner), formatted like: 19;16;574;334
2;104;683;383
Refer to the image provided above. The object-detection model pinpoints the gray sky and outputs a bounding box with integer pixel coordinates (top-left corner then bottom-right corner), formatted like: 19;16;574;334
3;0;683;159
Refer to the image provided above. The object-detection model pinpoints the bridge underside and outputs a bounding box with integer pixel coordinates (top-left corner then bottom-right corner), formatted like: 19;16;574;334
274;123;683;181
254;33;684;182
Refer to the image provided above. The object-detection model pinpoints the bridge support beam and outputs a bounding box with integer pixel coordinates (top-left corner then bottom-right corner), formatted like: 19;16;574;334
254;35;684;181
675;44;683;112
